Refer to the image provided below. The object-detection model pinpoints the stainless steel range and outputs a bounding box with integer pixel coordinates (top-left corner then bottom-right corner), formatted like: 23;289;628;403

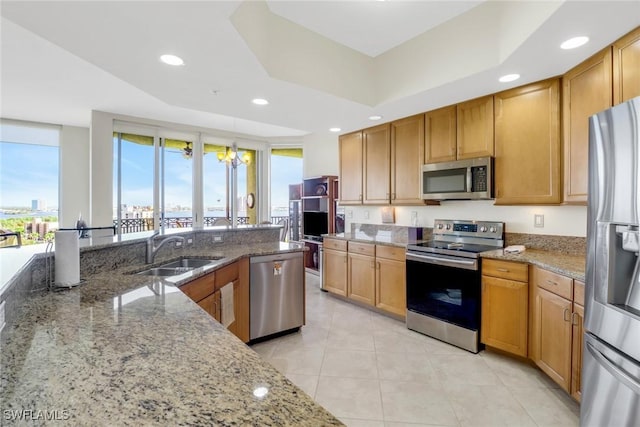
406;219;504;353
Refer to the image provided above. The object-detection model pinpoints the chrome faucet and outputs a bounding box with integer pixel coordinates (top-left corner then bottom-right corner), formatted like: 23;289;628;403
146;231;186;264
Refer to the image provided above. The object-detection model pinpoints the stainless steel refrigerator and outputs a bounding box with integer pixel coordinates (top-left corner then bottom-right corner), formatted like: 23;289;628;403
582;96;640;426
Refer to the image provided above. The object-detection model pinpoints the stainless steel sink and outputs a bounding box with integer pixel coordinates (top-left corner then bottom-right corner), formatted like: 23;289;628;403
136;267;193;277
134;257;225;277
159;258;220;269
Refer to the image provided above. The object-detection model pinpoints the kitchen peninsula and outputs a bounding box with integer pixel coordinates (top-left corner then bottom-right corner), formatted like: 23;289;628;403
0;227;342;426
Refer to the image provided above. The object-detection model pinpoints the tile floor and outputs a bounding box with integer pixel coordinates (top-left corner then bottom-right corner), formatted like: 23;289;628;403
250;274;580;427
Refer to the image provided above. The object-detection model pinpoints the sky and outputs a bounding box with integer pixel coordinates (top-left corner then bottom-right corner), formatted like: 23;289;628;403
0;137;302;212
0;141;59;208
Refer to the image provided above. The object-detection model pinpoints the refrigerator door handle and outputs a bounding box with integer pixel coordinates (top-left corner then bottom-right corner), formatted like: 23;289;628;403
586;341;640;395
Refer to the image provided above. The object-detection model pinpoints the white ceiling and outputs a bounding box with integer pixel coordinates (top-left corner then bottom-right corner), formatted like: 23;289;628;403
1;1;639;141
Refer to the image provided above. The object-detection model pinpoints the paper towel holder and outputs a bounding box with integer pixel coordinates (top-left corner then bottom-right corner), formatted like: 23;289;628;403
45;240;85;291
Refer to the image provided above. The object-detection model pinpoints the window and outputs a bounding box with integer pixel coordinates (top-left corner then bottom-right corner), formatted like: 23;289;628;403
270;148;303;221
0;121;60;245
113;129;261;234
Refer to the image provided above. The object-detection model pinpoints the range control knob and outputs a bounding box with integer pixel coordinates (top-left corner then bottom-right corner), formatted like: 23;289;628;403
437;223;444;230
480;226;488;232
445;224;452;230
489;226;497;233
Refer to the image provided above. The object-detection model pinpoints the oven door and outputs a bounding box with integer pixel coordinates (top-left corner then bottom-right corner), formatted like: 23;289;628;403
406;252;480;331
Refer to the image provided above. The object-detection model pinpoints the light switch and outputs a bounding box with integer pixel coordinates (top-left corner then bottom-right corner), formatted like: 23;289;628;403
347;210;353;219
534;214;544;228
363;210;370;219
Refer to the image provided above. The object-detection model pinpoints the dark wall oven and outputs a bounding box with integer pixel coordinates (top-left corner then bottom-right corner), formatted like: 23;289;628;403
406;220;504;353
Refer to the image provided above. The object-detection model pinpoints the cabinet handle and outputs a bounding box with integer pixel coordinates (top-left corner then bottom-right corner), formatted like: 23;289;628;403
571;312;579;325
392;193;396;200
497;268;509;272
563;308;570;322
546;280;558;286
359;194;362;201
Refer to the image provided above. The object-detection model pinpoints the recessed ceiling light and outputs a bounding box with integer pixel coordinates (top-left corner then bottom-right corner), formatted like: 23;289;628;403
499;74;520;83
560;36;589;50
329;127;341;132
252;98;269;105
369;115;383;121
160;54;184;66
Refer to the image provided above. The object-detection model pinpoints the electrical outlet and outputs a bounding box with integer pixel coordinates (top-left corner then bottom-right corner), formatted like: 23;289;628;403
411;211;418;226
175;241;183;247
363;210;370;219
347;210;353;219
213;235;223;242
187;238;193;244
534;214;545;228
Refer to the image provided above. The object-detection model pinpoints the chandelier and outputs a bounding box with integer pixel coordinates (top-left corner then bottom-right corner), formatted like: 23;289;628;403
217;143;250;168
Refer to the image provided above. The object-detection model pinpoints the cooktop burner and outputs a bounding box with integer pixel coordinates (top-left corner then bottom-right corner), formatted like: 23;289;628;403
407;219;504;258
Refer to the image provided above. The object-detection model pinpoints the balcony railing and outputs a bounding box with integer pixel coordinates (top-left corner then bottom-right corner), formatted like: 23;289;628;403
114;216;289;234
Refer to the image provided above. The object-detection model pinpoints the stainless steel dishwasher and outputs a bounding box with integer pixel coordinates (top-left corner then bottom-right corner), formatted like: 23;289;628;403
250;252;304;340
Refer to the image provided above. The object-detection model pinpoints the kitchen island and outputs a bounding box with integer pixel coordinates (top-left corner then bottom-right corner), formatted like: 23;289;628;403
0;233;342;426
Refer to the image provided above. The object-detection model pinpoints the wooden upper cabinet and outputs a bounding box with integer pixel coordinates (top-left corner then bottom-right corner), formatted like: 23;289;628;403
339;131;363;205
391;114;424;205
363;123;391;205
456;95;494;160
425;105;456;163
613;26;640;105
494;79;561;205
563;48;613;204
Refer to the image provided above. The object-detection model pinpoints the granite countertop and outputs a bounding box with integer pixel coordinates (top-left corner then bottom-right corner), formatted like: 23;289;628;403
323;232;424;248
0;242;342;426
481;248;586;281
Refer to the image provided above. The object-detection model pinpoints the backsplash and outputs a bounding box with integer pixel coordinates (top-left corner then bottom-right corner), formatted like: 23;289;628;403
350;223;430;243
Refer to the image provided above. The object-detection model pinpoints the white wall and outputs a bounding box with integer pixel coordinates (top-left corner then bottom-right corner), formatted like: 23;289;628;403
59;125;90;227
89;111;114;232
304;134;588;237
303;133;339;177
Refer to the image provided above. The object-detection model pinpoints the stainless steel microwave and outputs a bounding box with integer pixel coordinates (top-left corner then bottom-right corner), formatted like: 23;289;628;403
421;157;493;200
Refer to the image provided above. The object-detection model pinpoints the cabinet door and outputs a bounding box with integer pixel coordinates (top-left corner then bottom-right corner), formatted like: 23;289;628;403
198;291;221;322
339;131;363;204
229;258;250;343
532;286;573;391
456;95;494;160
348;253;375;306
481;275;528;357
363;124;391;204
494;79;561;204
613;26;640;104
563;48;612;204
571;302;584;402
391;115;424;205
323;248;348;296
425;105;456;163
375;258;406;317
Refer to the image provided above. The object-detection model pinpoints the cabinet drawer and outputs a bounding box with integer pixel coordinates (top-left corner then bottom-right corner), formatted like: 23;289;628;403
181;272;216;302
376;244;405;261
215;261;239;290
534;267;573;300
482;259;528;282
348;241;375;256
574;280;585;306
324;238;347;252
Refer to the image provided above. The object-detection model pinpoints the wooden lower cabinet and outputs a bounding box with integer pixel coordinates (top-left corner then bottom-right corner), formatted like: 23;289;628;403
198;290;221;322
348;252;376;305
323;239;349;297
481;276;529;356
481;259;529;357
571;302;584;402
532;286;573;390
530;266;583;398
375;246;406;317
179;259;250;343
323;240;405;318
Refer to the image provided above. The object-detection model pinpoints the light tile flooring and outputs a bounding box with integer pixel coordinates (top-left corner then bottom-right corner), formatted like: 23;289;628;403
250;274;580;427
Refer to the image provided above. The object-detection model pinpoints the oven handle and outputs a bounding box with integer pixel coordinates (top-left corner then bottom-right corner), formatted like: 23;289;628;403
406;252;478;271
